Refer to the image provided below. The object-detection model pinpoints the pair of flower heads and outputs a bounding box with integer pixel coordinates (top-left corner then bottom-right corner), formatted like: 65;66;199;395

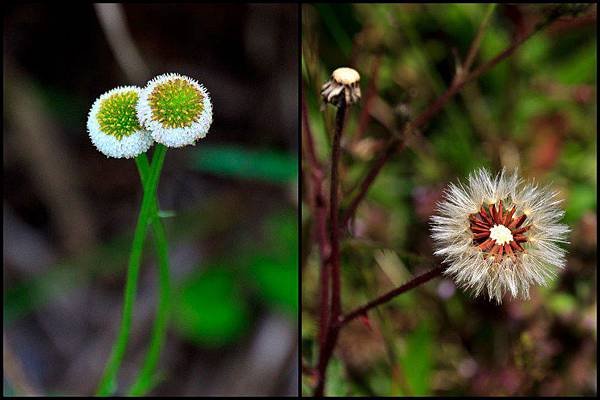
87;73;213;158
321;66;569;304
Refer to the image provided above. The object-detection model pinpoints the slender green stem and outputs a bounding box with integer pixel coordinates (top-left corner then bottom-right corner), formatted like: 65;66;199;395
96;144;167;396
128;155;171;395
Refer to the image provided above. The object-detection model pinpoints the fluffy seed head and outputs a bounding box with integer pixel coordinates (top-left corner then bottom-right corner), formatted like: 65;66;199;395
137;73;213;148
87;86;154;158
321;67;361;107
430;168;570;304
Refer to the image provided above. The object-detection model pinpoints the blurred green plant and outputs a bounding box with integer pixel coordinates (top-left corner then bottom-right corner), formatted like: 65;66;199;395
171;211;298;347
192;144;298;184
173;266;250;347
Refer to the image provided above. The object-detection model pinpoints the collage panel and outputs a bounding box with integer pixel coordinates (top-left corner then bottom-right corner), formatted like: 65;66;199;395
4;3;298;396
301;3;596;397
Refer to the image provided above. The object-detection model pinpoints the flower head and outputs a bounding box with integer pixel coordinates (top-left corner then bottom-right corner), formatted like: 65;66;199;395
137;73;213;148
321;67;361;107
430;168;570;303
87;86;154;158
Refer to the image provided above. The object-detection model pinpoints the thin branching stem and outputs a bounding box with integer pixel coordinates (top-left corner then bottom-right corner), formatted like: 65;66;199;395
337;266;444;327
458;4;497;81
314;98;347;397
128;154;171;395
341;10;561;227
302;90;331;348
96;144;167;396
329;98;346;329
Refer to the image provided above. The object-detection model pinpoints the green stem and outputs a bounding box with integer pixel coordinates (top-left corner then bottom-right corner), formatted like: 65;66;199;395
127;155;171;395
96;144;167;396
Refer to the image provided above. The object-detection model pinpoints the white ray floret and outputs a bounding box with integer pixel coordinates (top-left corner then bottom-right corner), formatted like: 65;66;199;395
137;73;213;148
87;86;154;159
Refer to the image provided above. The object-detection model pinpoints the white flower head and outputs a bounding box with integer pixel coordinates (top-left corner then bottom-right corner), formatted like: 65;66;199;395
87;86;154;158
137;73;213;148
430;168;570;304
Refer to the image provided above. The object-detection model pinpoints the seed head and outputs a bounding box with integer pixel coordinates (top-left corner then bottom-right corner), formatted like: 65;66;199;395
430;168;570;304
137;73;213;148
87;86;154;158
321;67;361;107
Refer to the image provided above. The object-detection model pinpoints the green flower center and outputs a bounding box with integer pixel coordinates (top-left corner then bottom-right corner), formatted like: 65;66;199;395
149;78;204;128
97;91;142;140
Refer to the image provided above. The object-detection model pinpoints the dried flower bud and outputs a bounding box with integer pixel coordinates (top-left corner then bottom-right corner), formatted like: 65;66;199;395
320;67;361;107
137;73;213;148
87;86;154;158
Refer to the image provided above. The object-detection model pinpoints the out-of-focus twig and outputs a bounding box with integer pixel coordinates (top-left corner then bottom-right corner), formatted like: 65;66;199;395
94;3;151;83
456;4;497;83
4;61;97;254
337;266;444;327
341;9;567;227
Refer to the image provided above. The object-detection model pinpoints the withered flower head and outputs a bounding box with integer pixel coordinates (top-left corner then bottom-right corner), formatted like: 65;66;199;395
320;67;361;107
430;168;569;304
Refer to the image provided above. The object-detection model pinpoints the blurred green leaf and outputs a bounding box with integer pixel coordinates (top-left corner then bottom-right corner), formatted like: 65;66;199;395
172;267;250;348
430;117;479;176
400;320;433;395
325;357;350;396
192;144;297;184
559;142;596;183
313;3;356;58
248;211;298;314
551;42;596;85
564;184;596;224
478;26;510;93
249;258;297;315
511;92;559;137
519;34;551;68
549;292;577;315
263;212;298;257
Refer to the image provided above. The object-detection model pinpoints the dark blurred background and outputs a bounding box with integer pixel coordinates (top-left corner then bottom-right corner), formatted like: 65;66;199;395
302;3;596;396
4;3;298;396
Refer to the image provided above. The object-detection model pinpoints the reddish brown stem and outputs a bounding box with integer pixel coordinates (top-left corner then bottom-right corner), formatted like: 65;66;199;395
457;4;496;82
330;99;346;322
337;266;445;327
302;90;331;348
315;99;347;397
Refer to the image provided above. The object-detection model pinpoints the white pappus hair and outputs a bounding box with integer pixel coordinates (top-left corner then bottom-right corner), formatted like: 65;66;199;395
430;168;570;304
